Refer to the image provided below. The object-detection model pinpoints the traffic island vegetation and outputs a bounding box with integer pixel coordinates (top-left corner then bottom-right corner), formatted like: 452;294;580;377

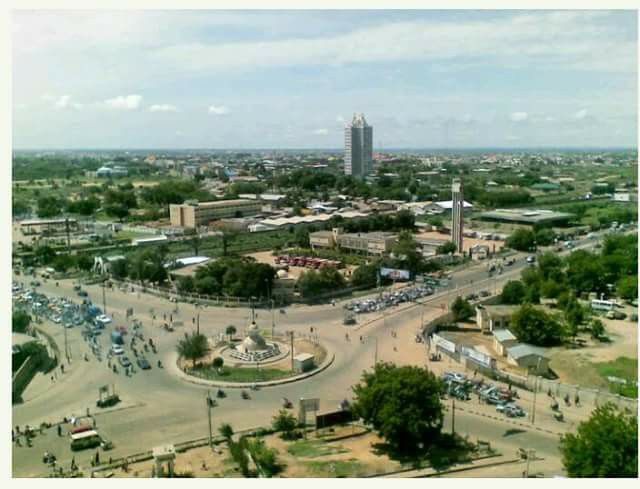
187;365;294;383
594;357;638;399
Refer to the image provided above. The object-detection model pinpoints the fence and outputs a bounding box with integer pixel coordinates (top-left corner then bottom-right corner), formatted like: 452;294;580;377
12;355;40;403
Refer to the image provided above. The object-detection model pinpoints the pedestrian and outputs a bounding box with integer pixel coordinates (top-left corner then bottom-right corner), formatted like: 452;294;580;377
57;425;62;437
15;437;21;447
11;430;14;442
51;375;54;383
61;364;65;374
95;450;100;465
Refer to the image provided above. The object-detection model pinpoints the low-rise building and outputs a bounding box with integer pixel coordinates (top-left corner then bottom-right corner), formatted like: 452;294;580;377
506;344;550;375
492;329;518;357
309;228;397;255
475;304;520;332
469;244;490;260
169;199;262;229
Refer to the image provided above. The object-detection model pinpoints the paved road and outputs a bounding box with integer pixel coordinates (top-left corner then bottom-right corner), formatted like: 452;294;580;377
11;232;609;476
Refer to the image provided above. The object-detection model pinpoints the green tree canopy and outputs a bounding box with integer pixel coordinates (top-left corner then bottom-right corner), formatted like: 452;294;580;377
505;228;536;252
13;310;31;333
176;333;209;368
500;280;526;305
272;409;298;439
617;275;638;302
436;241;457;255
391;231;423;276
560;403;637;477
352;362;444;455
451;296;474;322
510;304;564;346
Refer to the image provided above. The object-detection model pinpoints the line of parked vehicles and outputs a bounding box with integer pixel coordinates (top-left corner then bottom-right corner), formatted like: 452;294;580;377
274;255;342;270
344;284;435;314
441;371;526;418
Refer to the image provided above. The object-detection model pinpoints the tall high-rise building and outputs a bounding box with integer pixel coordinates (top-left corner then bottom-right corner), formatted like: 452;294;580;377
344;113;373;178
451;178;464;253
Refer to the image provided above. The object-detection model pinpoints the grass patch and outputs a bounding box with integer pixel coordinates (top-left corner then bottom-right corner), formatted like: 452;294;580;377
594;357;638;398
287;439;348;458
305;459;366;477
189;365;294;383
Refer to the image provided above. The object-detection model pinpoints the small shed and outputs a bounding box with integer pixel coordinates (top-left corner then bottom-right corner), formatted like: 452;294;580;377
507;344;549;375
293;353;315;373
492;329;518;357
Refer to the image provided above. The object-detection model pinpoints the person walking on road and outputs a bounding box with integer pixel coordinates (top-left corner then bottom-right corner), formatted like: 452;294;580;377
57;425;62;437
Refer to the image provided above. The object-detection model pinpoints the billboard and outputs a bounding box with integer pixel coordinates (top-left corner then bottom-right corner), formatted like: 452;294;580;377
461;346;495;369
432;333;456;354
380;267;411;281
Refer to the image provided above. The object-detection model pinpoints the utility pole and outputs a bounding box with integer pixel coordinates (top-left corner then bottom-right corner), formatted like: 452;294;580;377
64;322;69;361
290;331;294;371
65;217;71;252
531;376;538;425
206;391;214;450
102;280;107;315
451;396;456;435
271;299;275;339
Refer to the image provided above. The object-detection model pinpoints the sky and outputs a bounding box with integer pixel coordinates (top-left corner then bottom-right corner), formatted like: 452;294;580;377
11;9;638;149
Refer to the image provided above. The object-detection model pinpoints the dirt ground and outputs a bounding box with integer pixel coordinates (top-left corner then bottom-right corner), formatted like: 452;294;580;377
547;306;638;388
265;426;402;477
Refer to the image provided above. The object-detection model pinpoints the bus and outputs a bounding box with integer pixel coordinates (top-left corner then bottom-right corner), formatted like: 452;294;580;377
70;430;102;451
591;299;616;312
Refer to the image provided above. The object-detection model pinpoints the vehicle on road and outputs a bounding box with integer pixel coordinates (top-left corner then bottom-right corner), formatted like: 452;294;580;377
70;430;102;451
77;290;88;297
526;255;535;265
479;290;491;297
241;390;250;399
96;314;112;325
118;356;132;368
111;344;125;355
136;357;151;370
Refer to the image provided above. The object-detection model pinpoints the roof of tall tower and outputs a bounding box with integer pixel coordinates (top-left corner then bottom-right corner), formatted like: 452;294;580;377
350;113;369;128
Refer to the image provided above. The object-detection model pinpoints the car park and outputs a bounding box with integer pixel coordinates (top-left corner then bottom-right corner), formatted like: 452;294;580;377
345;285;434;314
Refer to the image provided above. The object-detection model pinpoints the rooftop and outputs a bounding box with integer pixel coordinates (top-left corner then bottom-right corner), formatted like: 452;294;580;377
493;329;517;342
507;343;548;360
479;208;574;224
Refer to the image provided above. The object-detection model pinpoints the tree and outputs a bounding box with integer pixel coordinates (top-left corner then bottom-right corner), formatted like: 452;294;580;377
225;325;237;341
34;245;56;265
351;262;379;288
13;310;31;333
351;362;444;455
500;280;526;305
510;304;564;346
293;227;310;248
560;403;637;477
436;241;457;255
218;423;234;442
391;231;423;276
297;267;346;298
36;196;65;218
505;229;536;252
451;296;474;322
617;275;638;302
562;294;586;342
212;356;224;369
176;333;209;368
590;318;606;340
272;409;298;439
534;228;556;246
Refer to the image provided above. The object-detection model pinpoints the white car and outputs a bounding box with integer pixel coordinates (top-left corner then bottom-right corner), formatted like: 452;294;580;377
111;345;124;355
96;314;112;325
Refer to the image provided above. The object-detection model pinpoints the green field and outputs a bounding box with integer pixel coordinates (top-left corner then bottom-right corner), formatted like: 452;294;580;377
595;357;638;398
287;439;348;458
188;365;295;383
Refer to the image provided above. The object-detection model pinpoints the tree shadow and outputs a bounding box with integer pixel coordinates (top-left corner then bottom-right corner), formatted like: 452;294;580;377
371;433;476;472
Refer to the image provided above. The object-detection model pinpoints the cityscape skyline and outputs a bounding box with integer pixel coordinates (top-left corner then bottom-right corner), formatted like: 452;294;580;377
12;10;637;150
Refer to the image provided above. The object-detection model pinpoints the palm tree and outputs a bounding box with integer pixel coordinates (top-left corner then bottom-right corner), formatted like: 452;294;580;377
225;325;237;342
218;423;234;442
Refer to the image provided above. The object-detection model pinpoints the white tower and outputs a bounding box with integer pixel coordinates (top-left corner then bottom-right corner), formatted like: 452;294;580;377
452;178;464;254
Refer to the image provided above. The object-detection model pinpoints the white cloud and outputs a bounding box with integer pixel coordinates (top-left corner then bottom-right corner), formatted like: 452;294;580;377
54;95;71;109
573;108;588;119
103;94;142;110
312;128;329;136
510;112;529;122
153;11;635;75
149;104;178;112
336;115;345;124
208;105;230;115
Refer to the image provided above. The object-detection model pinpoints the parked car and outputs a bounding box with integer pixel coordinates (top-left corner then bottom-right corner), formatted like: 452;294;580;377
77;290;88;297
111;345;125;355
136;357;151;370
118;356;132;368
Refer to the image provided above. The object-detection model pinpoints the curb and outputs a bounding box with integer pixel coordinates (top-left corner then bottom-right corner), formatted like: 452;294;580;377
173;352;335;389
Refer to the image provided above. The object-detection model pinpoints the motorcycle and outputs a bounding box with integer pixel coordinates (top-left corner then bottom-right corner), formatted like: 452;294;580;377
216;389;226;398
157;360;163;368
282;398;292;409
241;390;250;400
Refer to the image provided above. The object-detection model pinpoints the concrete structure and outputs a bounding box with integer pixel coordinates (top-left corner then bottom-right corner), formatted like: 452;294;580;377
230;321;281;363
293;353;315;373
478;209;574;227
258;211;368;230
133;235;168;246
506;344;550;375
469;244;490;260
451;179;464;253
492;329;518;357
309;228;397;255
612;191;637;203
152;444;176;477
20;218;78;235
95;165;128;178
344;113;373;178
169;199;262;229
475;304;519;332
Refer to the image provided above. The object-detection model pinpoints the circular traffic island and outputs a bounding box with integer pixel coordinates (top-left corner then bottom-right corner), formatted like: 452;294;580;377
177;324;331;387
